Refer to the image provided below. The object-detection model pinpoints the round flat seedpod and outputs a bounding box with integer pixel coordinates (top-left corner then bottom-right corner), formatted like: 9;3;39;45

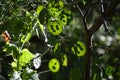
71;41;86;57
106;66;115;76
48;21;63;35
54;42;61;53
59;14;67;26
61;9;73;25
48;58;60;73
48;7;61;17
62;54;68;67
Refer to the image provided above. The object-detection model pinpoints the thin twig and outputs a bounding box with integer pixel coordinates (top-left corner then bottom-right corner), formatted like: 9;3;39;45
38;70;50;75
84;1;99;18
89;0;120;35
100;0;108;32
75;4;88;32
33;46;53;60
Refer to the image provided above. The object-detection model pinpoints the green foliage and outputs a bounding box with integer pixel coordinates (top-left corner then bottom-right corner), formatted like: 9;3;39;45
0;0;119;80
12;48;34;70
36;5;44;16
21;32;32;42
39;0;73;35
70;68;81;80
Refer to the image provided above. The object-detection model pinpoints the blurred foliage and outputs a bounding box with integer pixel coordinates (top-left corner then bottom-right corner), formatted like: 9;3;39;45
0;0;120;80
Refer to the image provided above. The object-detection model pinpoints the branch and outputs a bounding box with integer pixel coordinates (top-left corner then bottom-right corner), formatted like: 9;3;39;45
84;0;119;80
69;0;88;32
84;1;99;17
75;4;88;32
100;0;108;32
89;0;120;35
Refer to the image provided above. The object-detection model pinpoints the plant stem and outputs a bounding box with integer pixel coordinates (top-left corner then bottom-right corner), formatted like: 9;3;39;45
75;2;92;80
85;33;92;80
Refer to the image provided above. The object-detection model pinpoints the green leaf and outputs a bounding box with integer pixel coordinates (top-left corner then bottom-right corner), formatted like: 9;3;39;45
93;73;97;80
36;5;46;35
33;53;41;69
24;32;32;42
82;0;86;5
19;48;34;66
11;62;18;71
21;32;32;43
36;5;44;16
12;48;34;70
3;43;18;59
37;19;45;35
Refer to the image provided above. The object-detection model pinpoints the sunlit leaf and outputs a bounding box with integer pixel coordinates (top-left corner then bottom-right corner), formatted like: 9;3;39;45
12;48;34;70
36;5;44;16
37;19;45;35
19;49;34;66
33;53;41;69
24;32;32;42
10;71;22;80
11;62;18;70
48;0;64;9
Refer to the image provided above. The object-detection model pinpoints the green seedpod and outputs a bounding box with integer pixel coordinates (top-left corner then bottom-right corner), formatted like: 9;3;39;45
106;66;115;76
58;14;67;26
48;0;64;10
47;7;61;18
54;42;61;53
47;0;64;19
47;21;63;35
60;9;73;25
71;41;86;57
48;58;60;73
62;54;68;67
